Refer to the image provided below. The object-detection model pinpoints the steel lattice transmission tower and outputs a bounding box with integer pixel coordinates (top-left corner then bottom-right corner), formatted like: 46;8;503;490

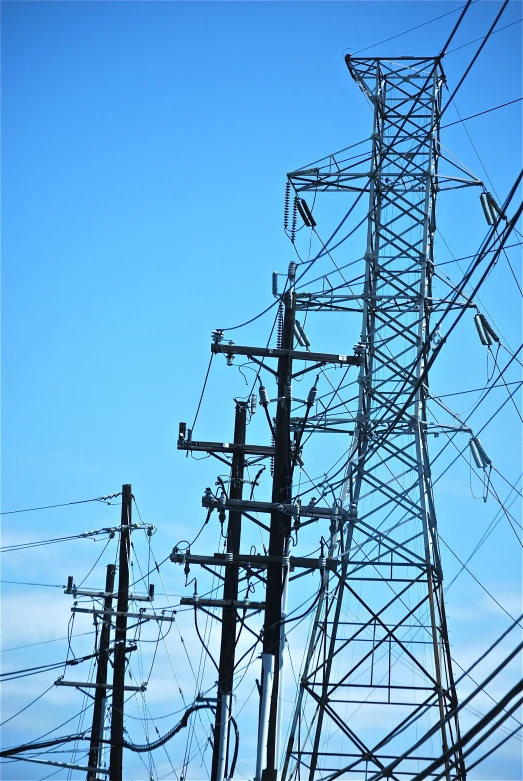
282;56;475;781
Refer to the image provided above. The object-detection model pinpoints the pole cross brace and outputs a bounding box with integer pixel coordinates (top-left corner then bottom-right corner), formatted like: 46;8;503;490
177;438;275;456
55;680;146;692
202;494;356;521
170;551;339;571
211;342;363;366
72;607;177;622
180;596;265;610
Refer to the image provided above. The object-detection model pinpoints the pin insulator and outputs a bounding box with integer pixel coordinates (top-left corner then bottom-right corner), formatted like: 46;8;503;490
259;385;269;407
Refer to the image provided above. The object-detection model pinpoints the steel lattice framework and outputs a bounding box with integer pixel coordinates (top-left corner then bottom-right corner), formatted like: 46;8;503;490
282;56;474;781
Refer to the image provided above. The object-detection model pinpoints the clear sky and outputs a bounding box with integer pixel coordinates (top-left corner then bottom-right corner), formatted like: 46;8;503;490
1;2;522;780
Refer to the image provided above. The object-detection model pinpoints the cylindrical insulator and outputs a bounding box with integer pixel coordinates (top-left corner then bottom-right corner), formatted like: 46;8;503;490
469;437;484;469
474;436;492;467
288;262;297;282
294;323;305;347
479;314;500;343
259;385;269;407
250;394;258;415
294;319;310;348
474;314;493;346
480;192;494;226
486;191;507;220
470;437;491;469
284;383;292;401
272;272;278;297
307;385;317;407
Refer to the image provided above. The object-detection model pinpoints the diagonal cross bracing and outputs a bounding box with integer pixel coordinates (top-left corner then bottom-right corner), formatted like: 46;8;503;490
283;57;466;781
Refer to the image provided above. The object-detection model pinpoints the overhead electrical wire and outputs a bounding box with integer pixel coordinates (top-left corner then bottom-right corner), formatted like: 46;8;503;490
349;0;479;55
0;492;121;516
446;15;523;53
440;0;511;119
441;96;523;128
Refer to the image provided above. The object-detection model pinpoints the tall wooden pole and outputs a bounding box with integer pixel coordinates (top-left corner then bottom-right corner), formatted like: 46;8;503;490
87;563;116;781
211;401;247;781
261;288;295;781
109;484;132;781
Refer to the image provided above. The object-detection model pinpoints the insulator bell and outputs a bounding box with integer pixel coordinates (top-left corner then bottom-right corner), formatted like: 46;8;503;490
474;314;493;346
470;436;491;469
284;383;292;401
259;384;270;407
288;262;297;282
272;272;279;297
479;313;500;343
211;329;225;343
479;192;494;226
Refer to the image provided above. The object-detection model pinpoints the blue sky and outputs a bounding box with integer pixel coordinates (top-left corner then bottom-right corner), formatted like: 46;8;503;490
1;2;522;780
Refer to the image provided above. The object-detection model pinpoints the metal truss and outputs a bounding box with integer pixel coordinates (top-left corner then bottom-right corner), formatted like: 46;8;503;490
282;57;474;781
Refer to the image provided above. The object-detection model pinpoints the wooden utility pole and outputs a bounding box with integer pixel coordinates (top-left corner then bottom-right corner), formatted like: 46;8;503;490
211;400;248;781
87;563;116;781
261;287;295;781
109;484;132;781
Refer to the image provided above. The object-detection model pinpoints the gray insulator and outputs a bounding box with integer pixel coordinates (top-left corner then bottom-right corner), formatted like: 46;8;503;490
470;437;491;469
250;394;258;415
474;437;492;467
259;385;269;407
294;323;306;347
486;191;507;221
307;385;317;407
474;314;493;346
288;262;297;282
284;383;292;401
480;192;494;226
479;313;500;343
294;319;311;348
272;272;278;297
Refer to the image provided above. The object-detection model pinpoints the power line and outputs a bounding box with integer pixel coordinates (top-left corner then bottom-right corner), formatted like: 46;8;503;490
0;492;121;516
441;0;511;119
0;580;65;588
350;0;479;55
0;630;95;655
0;685;55;728
441;96;523;128
447;16;523;53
